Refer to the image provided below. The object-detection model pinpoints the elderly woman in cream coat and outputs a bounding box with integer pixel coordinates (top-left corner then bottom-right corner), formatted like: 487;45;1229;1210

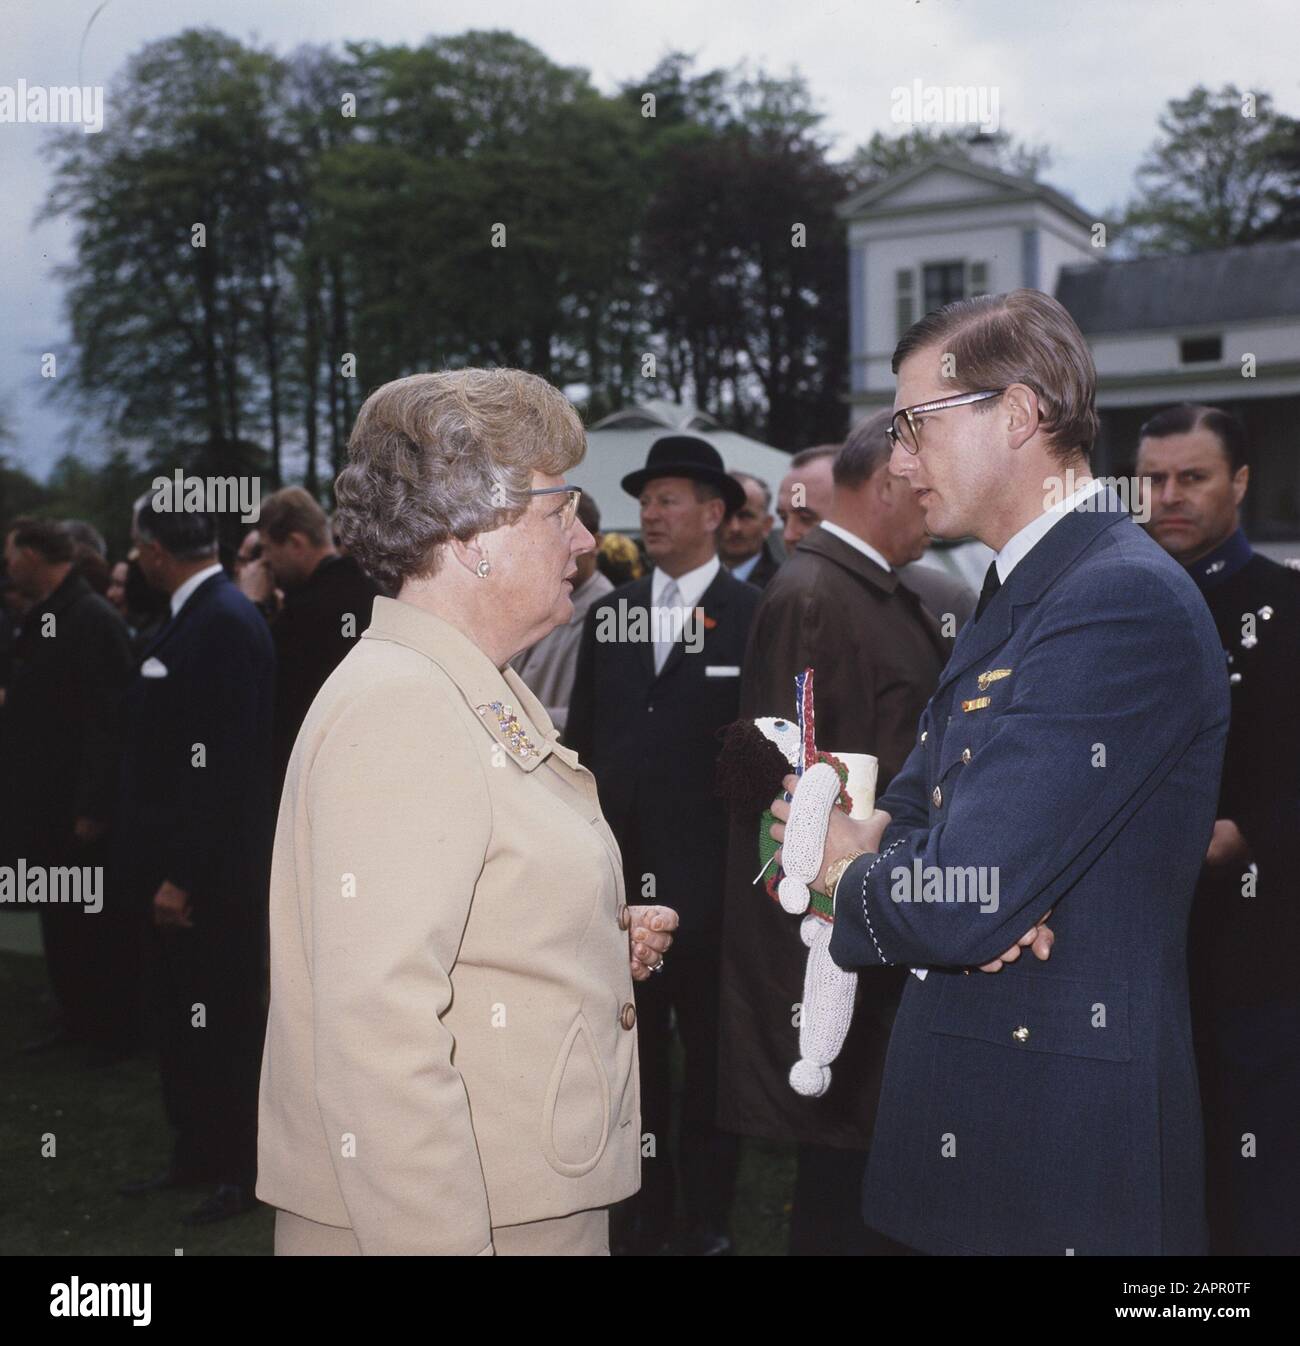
256;369;676;1255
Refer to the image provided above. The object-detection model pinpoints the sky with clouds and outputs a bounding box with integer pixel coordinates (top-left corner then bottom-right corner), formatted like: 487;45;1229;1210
2;0;1296;479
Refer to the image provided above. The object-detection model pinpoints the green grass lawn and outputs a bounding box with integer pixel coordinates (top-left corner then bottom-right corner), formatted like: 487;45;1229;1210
1;948;274;1255
1;946;793;1255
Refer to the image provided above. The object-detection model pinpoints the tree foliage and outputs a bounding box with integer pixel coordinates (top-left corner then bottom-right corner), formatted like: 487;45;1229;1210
1121;84;1299;254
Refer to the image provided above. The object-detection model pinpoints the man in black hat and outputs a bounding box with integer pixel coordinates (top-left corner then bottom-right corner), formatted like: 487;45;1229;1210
567;435;762;1255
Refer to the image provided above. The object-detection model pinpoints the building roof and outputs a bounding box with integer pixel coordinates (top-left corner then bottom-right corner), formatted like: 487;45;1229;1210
588;399;723;432
573;399;792;535
1056;240;1300;334
837;154;1094;231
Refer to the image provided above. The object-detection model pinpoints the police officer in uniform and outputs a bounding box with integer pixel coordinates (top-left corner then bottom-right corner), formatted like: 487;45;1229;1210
1138;402;1300;1256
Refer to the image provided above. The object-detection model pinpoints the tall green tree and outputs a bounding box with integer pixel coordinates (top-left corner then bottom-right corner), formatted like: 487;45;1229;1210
1121;84;1297;253
1253;113;1300;242
276;43;363;489
41;28;293;490
631;54;849;447
320;31;649;410
0;400;51;528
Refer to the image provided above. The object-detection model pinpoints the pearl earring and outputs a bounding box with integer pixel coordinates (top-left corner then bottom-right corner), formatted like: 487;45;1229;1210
475;557;491;578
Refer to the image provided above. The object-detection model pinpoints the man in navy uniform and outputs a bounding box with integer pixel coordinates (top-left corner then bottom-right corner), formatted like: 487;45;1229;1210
774;290;1228;1255
1138;404;1300;1255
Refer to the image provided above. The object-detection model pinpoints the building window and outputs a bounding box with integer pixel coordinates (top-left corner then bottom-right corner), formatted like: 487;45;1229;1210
1180;335;1223;364
896;269;914;338
969;261;989;297
923;261;965;314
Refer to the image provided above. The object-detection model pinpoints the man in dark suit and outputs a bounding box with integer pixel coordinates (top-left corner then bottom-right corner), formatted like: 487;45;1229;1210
115;496;275;1225
3;517;135;1062
718;410;972;1254
721;471;781;589
567;435;761;1255
246;487;379;788
1138;403;1300;1255
776;290;1228;1255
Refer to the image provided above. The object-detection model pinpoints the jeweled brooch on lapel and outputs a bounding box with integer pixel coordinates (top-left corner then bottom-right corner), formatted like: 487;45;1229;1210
476;701;540;759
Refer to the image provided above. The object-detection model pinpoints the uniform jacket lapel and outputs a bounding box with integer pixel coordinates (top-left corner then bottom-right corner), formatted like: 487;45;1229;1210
933;489;1130;702
139;572;225;663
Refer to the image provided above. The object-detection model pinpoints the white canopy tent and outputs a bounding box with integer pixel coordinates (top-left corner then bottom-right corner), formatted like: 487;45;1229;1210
570;399;793;536
568;396;991;589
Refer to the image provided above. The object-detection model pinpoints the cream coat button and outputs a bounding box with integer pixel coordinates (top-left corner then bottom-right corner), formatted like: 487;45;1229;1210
1013;1025;1030;1043
617;904;631;931
932;785;943;808
620;1003;637;1031
961;747;972;764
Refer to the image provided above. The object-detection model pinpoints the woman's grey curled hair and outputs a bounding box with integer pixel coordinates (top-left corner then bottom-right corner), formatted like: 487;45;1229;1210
334;368;587;593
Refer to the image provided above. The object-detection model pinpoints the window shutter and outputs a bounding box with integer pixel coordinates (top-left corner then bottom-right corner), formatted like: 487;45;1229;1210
896;269;914;337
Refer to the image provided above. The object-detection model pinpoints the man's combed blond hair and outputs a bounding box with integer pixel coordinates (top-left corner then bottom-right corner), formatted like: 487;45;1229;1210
892;289;1098;463
334;369;586;592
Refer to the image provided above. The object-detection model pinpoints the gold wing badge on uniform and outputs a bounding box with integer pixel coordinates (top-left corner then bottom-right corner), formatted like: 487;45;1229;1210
963;667;1012;712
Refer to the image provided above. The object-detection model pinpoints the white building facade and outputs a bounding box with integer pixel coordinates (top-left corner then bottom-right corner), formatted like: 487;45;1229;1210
839;156;1300;544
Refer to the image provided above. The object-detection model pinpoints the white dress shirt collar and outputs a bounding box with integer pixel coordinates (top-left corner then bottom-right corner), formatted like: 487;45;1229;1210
818;521;892;575
995;477;1104;584
169;561;224;618
652;554;721;610
729;551;761;583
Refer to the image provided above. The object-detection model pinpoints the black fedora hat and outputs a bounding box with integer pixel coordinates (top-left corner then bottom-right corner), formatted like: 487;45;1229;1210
621;434;746;514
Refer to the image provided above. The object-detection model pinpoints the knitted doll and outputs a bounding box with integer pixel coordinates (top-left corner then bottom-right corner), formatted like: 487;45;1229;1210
716;670;878;1097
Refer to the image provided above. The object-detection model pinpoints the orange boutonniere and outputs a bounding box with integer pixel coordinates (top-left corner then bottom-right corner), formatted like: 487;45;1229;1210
697;607;718;630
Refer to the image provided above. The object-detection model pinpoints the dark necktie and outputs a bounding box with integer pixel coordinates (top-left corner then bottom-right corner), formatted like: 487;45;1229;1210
974;560;1002;621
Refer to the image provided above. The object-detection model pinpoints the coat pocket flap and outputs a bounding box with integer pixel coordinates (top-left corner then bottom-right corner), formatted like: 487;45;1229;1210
928;970;1131;1062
